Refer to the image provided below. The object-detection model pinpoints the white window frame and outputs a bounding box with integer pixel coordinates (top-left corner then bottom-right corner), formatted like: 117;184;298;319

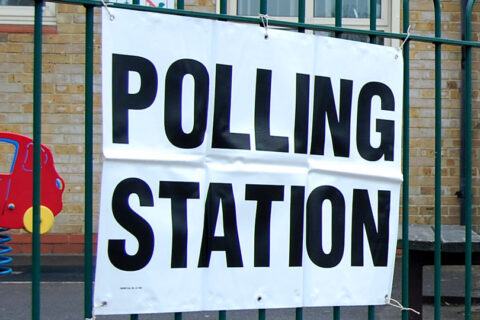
224;0;400;46
0;2;56;25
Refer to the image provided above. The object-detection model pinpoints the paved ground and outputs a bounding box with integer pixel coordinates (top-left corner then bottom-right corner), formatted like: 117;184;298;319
0;255;478;319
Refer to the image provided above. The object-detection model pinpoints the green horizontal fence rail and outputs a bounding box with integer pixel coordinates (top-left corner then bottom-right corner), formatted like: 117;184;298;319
26;0;478;319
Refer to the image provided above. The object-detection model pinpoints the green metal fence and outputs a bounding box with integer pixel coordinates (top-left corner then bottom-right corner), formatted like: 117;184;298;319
25;0;479;319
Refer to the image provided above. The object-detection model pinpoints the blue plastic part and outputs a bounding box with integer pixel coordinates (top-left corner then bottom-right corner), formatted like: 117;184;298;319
0;228;12;275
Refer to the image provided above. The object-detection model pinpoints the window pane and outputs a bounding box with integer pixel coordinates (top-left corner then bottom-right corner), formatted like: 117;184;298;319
315;30;385;45
0;142;16;174
237;0;298;16
314;0;381;18
0;0;33;5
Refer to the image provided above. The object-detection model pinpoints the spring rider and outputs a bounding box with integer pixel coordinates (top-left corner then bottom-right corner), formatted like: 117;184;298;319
0;132;65;274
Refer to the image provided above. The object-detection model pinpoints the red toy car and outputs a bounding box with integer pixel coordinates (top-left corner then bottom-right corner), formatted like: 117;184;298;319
0;132;64;234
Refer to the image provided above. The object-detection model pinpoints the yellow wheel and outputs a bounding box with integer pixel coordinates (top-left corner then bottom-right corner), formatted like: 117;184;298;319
23;206;55;234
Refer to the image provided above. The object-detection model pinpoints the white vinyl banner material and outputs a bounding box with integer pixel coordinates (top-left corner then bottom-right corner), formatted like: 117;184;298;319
95;7;404;315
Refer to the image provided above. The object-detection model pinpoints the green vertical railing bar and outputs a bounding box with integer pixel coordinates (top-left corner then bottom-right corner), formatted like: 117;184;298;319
433;0;442;319
333;3;341;317
333;3;341;319
259;309;266;320
369;0;376;44
401;0;410;318
260;0;266;15
172;81;182;316
465;1;475;319
84;4;94;320
218;2;226;319
368;1;376;317
129;5;140;320
298;0;305;33
258;1;266;319
219;310;226;320
174;2;183;320
334;0;342;38
295;308;303;320
220;0;226;14
333;307;340;320
296;1;305;319
33;1;43;319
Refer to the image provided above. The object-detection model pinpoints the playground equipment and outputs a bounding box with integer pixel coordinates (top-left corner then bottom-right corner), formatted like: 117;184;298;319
0;228;12;274
0;132;65;274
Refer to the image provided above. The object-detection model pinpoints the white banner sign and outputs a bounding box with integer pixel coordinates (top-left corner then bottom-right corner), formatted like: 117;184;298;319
95;7;403;316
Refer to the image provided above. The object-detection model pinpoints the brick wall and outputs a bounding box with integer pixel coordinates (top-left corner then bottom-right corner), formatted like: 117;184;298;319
9;233;97;254
0;0;479;254
0;3;102;252
407;0;480;229
185;0;215;12
0;1;216;253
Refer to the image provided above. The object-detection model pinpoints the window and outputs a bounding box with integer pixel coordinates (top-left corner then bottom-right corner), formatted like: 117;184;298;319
0;141;17;175
314;0;381;18
237;0;298;16
227;0;400;45
0;0;55;25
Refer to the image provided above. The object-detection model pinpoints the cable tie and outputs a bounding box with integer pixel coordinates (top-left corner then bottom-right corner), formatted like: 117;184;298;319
101;0;115;21
385;295;421;315
399;25;411;50
260;14;269;39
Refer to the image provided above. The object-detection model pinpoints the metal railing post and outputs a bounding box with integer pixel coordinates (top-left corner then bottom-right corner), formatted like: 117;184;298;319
333;1;342;318
84;4;94;320
334;0;342;39
433;0;442;319
401;0;410;318
259;309;266;320
464;1;475;318
259;0;266;15
33;1;43;319
368;1;377;318
298;0;305;33
258;3;266;320
220;0;226;14
218;1;227;318
296;4;305;320
369;0;377;44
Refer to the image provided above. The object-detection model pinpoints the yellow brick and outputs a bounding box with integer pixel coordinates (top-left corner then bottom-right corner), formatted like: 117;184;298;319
9;74;32;84
57;24;86;34
8;34;33;43
44;34;72;44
